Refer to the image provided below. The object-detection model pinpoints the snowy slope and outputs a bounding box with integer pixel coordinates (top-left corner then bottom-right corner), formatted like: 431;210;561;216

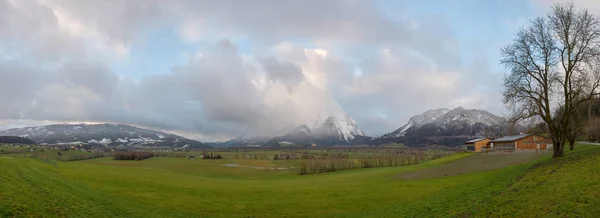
213;101;366;147
384;108;451;138
305;102;366;141
219;135;272;147
0;123;209;148
225;104;367;147
382;107;507;146
313;111;366;141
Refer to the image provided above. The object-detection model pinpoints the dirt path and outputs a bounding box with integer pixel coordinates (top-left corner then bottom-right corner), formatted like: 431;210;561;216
397;151;550;180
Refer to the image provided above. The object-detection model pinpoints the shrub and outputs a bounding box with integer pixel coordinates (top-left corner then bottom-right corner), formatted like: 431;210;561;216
113;151;154;161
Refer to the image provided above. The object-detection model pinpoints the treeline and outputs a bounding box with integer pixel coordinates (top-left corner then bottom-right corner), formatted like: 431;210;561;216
23;153;107;162
113;151;156;161
299;150;454;175
0;136;36;144
201;152;222;159
57;153;107;161
525;96;600;149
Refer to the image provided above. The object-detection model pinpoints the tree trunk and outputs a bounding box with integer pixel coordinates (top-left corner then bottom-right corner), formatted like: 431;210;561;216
552;138;560;157
559;142;565;156
589;102;592;141
569;137;575;151
552;136;565;158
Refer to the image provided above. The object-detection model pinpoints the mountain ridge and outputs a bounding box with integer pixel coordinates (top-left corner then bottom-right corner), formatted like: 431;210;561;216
382;107;507;146
220;110;367;147
0;123;210;148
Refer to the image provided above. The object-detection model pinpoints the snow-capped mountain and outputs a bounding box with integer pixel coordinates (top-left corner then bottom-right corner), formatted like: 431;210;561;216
0;123;209;148
382;107;507;146
218;105;367;147
262;111;366;146
385;108;452;138
313;112;366;141
285;124;312;136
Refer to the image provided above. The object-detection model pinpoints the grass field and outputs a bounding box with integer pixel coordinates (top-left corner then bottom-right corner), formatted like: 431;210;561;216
1;145;599;217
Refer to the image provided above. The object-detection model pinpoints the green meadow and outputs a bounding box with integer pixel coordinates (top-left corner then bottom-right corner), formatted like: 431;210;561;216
1;145;600;217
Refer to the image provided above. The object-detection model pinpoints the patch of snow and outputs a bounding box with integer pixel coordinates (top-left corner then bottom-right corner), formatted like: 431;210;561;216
400;122;413;134
56;141;83;145
156;134;164;139
99;138;112;144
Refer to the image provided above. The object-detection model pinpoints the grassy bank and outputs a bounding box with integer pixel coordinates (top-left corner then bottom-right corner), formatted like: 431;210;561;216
1;145;599;217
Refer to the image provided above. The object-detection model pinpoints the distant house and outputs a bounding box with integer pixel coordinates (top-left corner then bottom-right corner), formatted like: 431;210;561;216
490;134;551;151
465;138;492;152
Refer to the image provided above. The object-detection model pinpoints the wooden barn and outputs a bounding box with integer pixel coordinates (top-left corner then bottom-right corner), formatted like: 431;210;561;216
465;138;492;152
490;134;551;151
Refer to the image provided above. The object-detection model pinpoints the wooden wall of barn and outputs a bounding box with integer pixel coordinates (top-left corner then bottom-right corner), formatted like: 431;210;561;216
516;135;549;150
474;139;491;152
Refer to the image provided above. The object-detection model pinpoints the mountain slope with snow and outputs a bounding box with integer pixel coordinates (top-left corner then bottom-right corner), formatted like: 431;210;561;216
0;123;209;148
262;111;366;146
218;105;367;147
382;107;507;146
384;108;451;138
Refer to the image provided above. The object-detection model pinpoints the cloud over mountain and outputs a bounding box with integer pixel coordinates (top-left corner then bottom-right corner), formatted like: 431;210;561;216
0;0;536;140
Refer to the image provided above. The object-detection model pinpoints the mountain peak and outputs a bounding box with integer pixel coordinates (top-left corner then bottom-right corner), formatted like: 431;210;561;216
289;124;311;136
383;107;507;146
313;112;365;141
219;103;366;146
406;108;451;128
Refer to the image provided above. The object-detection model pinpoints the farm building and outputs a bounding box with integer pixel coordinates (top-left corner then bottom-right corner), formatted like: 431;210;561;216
465;138;491;152
490;134;551;151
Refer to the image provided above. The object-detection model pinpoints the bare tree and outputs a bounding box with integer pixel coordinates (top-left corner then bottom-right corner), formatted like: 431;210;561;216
555;102;587;150
501;3;600;157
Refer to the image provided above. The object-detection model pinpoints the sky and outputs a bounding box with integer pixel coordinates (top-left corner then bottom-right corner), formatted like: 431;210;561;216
1;0;599;141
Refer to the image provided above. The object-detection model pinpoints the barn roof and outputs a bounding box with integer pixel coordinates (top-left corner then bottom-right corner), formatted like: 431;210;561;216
491;134;531;143
465;138;489;144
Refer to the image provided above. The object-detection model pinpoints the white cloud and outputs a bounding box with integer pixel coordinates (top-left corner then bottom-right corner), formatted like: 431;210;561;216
0;0;509;140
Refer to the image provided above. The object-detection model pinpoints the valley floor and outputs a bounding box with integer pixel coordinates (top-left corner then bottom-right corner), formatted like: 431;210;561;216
1;146;599;217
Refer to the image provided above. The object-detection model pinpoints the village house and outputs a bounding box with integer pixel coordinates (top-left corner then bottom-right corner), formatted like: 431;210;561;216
464;138;492;152
490;134;551;151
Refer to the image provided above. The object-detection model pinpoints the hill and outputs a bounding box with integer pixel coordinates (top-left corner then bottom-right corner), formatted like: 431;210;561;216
0;136;36;144
0;124;209;149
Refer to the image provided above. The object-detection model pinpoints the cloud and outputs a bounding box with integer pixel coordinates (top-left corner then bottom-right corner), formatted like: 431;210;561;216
260;58;305;90
167;0;410;46
0;0;511;140
531;0;600;13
